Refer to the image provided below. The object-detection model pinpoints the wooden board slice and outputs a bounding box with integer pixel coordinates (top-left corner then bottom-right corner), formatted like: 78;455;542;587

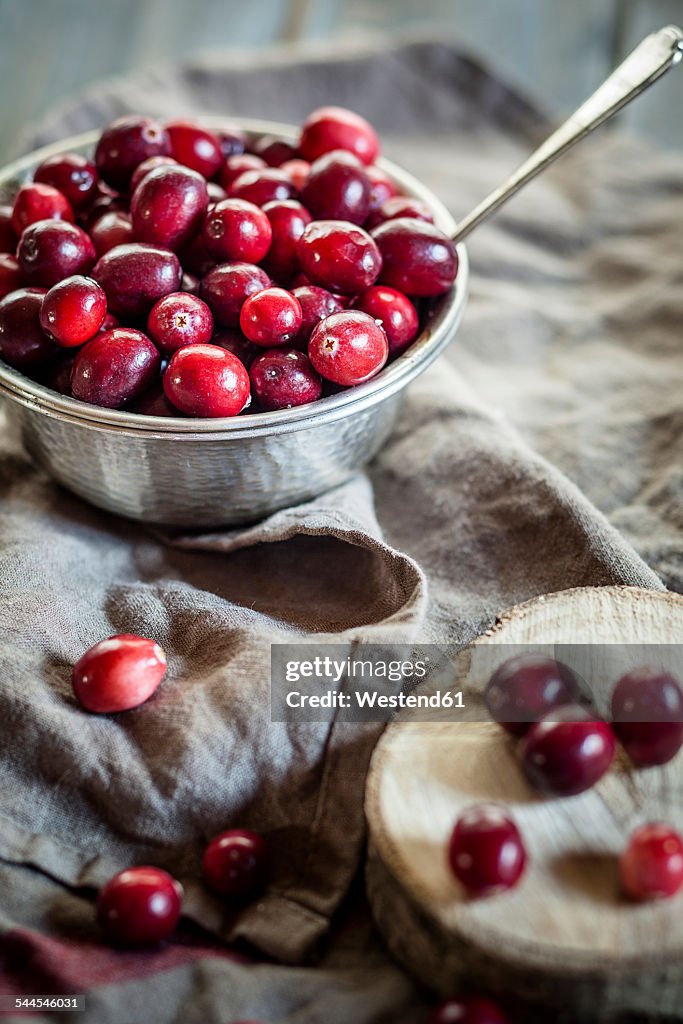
365;586;683;1022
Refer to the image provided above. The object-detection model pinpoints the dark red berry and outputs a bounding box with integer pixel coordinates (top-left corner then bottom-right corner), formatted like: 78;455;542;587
147;292;213;355
240;287;302;347
46;354;76;395
291;285;343;348
0;287;56;371
218;154;266;189
34;153;98;211
40;275;107;347
71;328;161;408
212;328;256;367
72;634;167;713
428;995;510;1024
521;706;616;796
229;168;295;207
484;655;581;737
129;155;178;194
78;190;127;232
620;823;683;901
92;243;182;317
90;211;134;257
251;135;297;167
131;165;209;252
250;348;322;410
98;312;120;333
180;232;216;277
297;220;381;294
301;150;371;224
164;344;251;417
261;200;312;281
308;309;388;386
12;183;74;235
611;667;683;767
449;804;526;897
166;119;224;179
0;205;17;253
202;829;268;899
299;106;380;165
17;220;96;288
215;126;247;159
95;115;170;190
355;284;419;354
366;165;398;210
373;217;458;296
202;199;272;264
0;254;23;299
199;262;269;328
367;194;434;230
97;866;182;946
280;158;311;191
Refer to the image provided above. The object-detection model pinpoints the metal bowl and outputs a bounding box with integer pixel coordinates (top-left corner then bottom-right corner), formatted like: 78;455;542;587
0;120;469;527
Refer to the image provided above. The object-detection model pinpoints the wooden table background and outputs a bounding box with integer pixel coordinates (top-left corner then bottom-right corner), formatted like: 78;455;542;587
0;0;681;163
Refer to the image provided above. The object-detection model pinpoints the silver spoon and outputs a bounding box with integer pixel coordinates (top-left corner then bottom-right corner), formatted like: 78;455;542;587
452;24;683;244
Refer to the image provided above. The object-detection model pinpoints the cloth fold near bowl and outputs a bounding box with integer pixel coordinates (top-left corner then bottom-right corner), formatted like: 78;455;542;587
1;35;682;1024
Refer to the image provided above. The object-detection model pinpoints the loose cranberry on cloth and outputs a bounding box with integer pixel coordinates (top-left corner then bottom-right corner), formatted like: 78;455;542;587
2;35;683;1024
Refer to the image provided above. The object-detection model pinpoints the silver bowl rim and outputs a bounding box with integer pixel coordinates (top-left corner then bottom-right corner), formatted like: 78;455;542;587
0;118;469;440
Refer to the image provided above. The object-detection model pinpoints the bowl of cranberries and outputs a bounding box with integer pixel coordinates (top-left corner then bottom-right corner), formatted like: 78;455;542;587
0;108;468;526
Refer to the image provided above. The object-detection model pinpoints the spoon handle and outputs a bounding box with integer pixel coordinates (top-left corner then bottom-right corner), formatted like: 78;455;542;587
452;25;683;244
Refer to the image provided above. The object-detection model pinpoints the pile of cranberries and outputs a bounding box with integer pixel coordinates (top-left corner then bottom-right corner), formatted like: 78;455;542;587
0;108;458;417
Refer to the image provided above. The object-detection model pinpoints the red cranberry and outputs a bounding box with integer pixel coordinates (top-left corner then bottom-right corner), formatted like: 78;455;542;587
448;804;526;897
0;205;17;253
280;158;311;191
200;262;269;328
166;119;224;179
17;220;96;288
131;165;209;252
34;153;98;211
301;151;371;224
251;135;297;167
373;218;458;296
92;243;182;317
0;287;56;371
611;667;683;767
202;829;268;899
12;183;74;235
366;165;398;210
620;823;683;901
215;126;247;159
229;168;295;207
213;328;256;367
250;348;322;410
261;200;312;281
309;310;388;386
164;344;251;417
240;287;302;347
130;384;181;417
40;275;107;347
367;195;434;230
355;285;419;354
71;328;161;408
90;211;134;257
0;254;23;299
299;106;380;165
95;115;170;190
72;633;167;712
291;285;343;348
484;655;581;737
521;706;616;796
97;866;182;946
129;154;178;194
297;221;381;294
218;154;266;189
428;996;510;1024
202;199;272;264
147;292;213;355
207;181;228;204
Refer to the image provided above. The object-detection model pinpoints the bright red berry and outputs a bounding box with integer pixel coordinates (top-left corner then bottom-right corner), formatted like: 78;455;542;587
202;199;272;264
147;292;214;355
165;119;224;179
164;344;251;417
308;309;388;386
97;866;182;946
521;706;615;796
299;106;380;165
202;829;268;900
95;115;170;190
72;634;167;713
620;823;683;901
355;284;419;354
449;804;527;897
34;153;98;211
428;995;510;1024
40;275;107;347
12;182;74;235
297;221;381;294
240;287;302;347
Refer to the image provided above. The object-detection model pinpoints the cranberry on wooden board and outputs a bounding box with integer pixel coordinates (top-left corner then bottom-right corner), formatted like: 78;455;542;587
131;165;209;251
95;115;170;190
165;119;224;179
40;275;107;347
428;996;510;1024
355;284;419;354
250;348;322;410
372;217;458;296
0;205;17;253
308;310;388;386
262;200;312;282
520;706;616;796
367;194;434;229
611;667;683;767
97;866;182;947
164;344;251;417
199;262;269;328
34;153;98;211
17;220;96;288
92;243;182;317
291;285;343;348
297;220;382;294
448;804;527;897
147;292;213;355
300;151;371;224
484;654;581;736
202;829;268;899
0;287;56;371
240;287;302;347
299;106;380;165
620;823;683;901
12;182;74;234
90;211;134;257
71;328;161;409
0;255;23;300
72;633;167;712
228;168;295;207
202;199;272;264
218;154;266;189
129;154;178;194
